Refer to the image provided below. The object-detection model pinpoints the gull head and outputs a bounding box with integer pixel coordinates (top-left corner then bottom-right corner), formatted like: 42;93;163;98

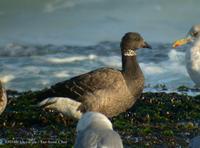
173;24;200;48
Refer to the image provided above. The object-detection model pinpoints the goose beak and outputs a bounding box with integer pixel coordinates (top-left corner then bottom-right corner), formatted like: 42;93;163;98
172;37;192;48
143;42;152;49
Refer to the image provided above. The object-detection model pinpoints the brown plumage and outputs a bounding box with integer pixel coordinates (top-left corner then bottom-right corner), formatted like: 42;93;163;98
0;80;7;115
37;32;151;118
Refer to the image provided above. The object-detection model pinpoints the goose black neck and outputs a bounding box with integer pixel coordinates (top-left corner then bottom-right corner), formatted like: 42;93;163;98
122;54;141;80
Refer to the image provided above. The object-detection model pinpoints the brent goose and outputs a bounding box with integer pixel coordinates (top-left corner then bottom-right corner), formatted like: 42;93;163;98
173;24;200;87
0;80;7;115
74;112;123;148
38;32;151;119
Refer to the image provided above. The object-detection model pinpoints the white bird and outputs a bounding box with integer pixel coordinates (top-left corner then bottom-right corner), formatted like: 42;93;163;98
74;112;123;148
173;24;200;87
0;80;7;115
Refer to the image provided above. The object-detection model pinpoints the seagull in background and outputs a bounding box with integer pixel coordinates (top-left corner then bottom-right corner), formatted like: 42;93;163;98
173;24;200;87
74;112;123;148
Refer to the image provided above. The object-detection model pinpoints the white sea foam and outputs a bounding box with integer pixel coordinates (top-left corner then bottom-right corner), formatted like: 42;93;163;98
140;49;192;88
168;49;185;64
53;71;70;78
40;79;50;86
46;54;97;64
141;63;164;75
44;0;74;13
141;50;186;75
23;66;41;74
44;0;104;13
0;75;15;83
1;43;38;57
99;56;121;67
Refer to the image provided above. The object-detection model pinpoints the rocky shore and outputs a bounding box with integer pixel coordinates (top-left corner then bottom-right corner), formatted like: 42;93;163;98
0;90;199;147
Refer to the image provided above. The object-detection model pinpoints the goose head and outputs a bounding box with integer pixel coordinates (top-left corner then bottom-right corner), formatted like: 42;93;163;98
120;32;152;56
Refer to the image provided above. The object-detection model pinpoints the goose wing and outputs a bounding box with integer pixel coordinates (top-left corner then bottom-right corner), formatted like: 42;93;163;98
37;68;122;101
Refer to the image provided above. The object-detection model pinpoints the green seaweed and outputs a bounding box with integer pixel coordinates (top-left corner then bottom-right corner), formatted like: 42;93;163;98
0;91;200;147
162;130;174;136
177;85;189;91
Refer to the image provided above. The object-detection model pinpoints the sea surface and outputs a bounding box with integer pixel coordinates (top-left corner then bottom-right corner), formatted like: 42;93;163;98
0;42;194;92
0;0;199;93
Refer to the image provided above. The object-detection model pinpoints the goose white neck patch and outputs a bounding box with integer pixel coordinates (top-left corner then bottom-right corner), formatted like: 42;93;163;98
123;49;136;56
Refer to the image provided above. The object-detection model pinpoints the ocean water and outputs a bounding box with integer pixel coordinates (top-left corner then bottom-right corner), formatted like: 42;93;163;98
0;0;199;92
0;42;194;92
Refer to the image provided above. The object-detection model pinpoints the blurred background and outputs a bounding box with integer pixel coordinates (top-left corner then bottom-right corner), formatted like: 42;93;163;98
0;0;199;92
0;0;200;45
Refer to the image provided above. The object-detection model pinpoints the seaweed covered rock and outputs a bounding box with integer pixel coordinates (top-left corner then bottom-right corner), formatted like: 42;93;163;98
0;91;199;147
